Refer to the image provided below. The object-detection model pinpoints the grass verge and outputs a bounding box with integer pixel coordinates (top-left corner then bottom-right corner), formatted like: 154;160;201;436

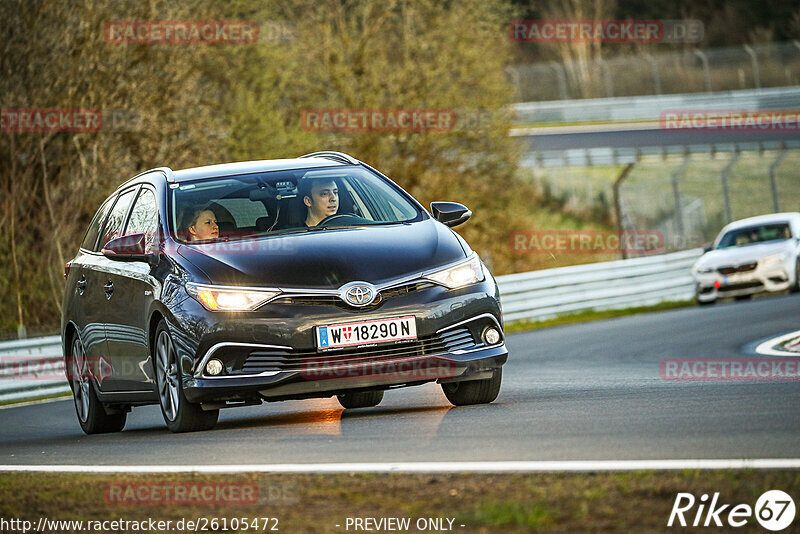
504;300;694;334
0;470;798;533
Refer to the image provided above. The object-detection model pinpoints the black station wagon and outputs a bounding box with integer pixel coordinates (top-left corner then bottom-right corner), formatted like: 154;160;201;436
62;152;508;433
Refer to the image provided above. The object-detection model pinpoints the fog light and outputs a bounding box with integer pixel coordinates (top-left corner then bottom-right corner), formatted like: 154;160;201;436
483;327;501;345
205;359;223;376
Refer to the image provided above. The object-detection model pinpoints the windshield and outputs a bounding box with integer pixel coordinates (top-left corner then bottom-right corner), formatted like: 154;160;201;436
716;223;792;248
170;166;422;243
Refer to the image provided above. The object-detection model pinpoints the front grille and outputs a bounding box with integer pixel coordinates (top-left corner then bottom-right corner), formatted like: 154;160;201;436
271;282;434;310
718;263;757;275
236;326;476;375
718;281;762;292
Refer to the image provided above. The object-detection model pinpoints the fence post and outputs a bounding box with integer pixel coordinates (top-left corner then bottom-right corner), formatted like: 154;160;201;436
645;54;662;94
671;155;691;240
599;58;614;97
743;45;760;89
694;50;712;93
769;147;787;212
613;163;636;260
720;151;740;223
549;62;569;100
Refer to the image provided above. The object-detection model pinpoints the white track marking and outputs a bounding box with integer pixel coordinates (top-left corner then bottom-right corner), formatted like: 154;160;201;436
1;459;800;473
755;330;800;356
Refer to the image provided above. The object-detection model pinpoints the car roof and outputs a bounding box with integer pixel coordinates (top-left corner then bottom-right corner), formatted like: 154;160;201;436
117;153;360;190
172;157;346;182
720;212;800;232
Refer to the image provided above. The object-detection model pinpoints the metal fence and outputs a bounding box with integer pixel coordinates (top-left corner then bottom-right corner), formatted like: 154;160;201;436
510;41;800;102
0;249;703;403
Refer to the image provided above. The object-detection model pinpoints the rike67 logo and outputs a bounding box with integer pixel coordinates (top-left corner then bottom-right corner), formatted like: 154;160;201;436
668;490;796;531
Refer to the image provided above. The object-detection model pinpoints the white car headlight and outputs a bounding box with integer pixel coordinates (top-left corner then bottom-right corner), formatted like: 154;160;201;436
760;253;787;267
425;255;485;289
695;266;713;274
186;283;280;311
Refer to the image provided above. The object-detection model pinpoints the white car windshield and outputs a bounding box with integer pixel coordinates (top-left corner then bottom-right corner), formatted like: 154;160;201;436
716;223;792;248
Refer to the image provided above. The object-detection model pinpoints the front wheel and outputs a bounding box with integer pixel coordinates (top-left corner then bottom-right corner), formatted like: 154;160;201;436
154;320;219;433
441;368;502;406
69;336;126;434
791;260;800;293
337;390;384;409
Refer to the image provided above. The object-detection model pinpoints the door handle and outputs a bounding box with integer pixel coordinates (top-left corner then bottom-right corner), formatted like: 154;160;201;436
77;277;87;295
104;281;114;299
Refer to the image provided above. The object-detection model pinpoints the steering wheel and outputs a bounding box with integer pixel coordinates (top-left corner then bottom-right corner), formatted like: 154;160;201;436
317;213;351;227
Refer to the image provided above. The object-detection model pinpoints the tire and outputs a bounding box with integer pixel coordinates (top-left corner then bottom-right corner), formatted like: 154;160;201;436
154;320;219;433
441;368;502;406
791;260;800;293
337;390;384;409
68;336;126;434
696;294;716;306
734;294;752;301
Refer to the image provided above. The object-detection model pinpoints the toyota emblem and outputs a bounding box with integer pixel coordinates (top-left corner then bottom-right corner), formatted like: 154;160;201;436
341;282;377;307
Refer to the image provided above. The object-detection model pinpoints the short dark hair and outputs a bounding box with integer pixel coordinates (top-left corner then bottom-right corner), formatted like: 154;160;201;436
298;177;337;200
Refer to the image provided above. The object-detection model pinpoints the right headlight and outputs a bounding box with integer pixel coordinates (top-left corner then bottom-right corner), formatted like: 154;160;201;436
424;255;485;289
186;283;280;311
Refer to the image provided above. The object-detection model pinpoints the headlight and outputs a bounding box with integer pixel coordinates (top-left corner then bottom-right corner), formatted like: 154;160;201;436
760;253;787;267
186;283;280;311
425;255;485;289
695;266;713;274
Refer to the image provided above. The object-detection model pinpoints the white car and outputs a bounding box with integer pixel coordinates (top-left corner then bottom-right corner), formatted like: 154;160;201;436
692;213;800;305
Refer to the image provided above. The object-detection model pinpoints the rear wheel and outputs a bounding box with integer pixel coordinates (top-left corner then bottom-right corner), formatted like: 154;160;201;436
734;294;752;301
791;260;800;293
155;320;219;433
337;390;384;409
441;368;502;406
69;336;126;434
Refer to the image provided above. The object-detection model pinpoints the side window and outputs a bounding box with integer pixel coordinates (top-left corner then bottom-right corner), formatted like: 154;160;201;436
100;188;136;248
125;188;159;251
81;195;116;251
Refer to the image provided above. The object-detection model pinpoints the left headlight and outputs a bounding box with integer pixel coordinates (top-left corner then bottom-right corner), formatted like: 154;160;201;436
186;283;280;311
760;253;787;267
425;255;485;289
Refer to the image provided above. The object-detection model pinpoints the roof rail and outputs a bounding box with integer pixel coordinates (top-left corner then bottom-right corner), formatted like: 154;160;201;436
298;151;360;165
119;166;177;188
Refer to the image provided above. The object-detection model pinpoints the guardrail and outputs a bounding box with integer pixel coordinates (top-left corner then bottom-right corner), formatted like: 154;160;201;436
512;86;800;124
0;336;69;403
495;248;702;322
0;248;703;403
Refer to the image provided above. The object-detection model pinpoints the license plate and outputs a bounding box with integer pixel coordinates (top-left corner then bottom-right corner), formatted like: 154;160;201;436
316;316;417;351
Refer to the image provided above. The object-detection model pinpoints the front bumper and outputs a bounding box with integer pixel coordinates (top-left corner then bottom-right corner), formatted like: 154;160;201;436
169;278;507;403
694;261;793;301
183;344;507;403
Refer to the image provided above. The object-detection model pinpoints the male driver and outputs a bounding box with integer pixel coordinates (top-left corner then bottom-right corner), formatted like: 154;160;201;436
300;178;339;226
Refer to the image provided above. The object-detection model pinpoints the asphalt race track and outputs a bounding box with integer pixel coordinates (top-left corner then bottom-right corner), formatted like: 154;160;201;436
1;294;799;466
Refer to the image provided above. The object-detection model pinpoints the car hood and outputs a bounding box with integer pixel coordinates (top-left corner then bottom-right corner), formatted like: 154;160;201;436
695;240;792;270
176;219;467;288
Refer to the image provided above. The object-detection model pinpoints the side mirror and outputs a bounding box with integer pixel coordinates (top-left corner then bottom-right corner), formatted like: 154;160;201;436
431;201;472;228
102;233;153;262
702;244;713;253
